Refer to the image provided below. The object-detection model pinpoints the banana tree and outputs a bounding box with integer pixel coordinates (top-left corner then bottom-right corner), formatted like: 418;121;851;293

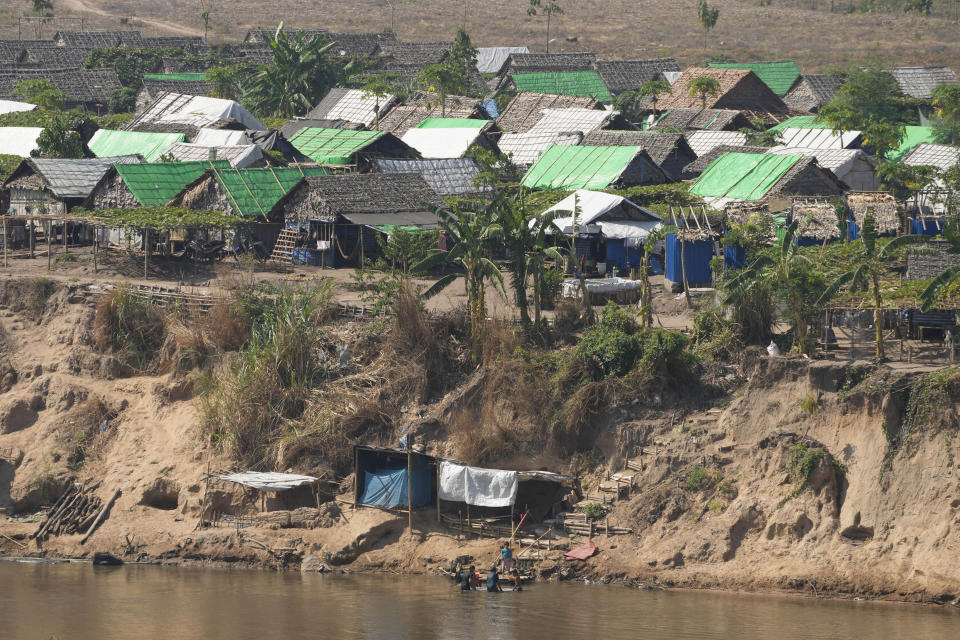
817;212;922;361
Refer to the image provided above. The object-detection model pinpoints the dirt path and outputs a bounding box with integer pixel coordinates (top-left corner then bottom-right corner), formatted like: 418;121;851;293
57;0;204;37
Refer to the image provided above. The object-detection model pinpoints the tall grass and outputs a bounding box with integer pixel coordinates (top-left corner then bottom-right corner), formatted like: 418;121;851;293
93;286;166;371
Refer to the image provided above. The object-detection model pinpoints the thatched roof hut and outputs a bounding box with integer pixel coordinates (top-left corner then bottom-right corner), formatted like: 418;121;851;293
783;74;843;113
848;192;900;236
657;67;788;116
581;130;695;181
0;68;122;110
372;157;490;197
53;30;145;48
496;93;601;134
594;58;681;95
502;52;597;76
680;145;767;180
649;108;751;132
791;199;842;242
4;156;140;215
377;94;488;137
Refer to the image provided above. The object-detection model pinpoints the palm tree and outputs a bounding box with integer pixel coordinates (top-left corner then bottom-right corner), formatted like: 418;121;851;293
817;213;922;361
418;62;468;117
639;79;672;115
724;220;815;354
244;24;350;117
414;202;507;362
638;225;677;327
688;76;720;110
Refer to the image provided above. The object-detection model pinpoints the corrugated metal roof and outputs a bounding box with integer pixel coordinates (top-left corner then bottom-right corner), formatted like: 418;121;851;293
115;160;230;206
511;71;612;103
685;131;747;156
521;145;643;190
777;127;861;150
708;61;801;96
287;128;386;164
88;129;187;162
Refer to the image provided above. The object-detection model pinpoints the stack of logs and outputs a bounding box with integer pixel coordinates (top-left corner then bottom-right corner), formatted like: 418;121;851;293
31;483;119;542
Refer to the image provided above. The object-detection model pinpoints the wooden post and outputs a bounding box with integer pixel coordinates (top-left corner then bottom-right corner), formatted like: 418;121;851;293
93;235;98;273
46;221;51;271
436;463;441;522
64;221;68;255
3;217;7;267
196;462;210;531
353;446;360;508
143;228;149;280
458;510;462;543
467;504;471;539
29;218;34;259
407;450;413;536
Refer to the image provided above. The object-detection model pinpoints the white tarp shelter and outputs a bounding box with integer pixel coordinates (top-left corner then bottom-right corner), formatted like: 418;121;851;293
193;128;251;146
0;99;37;116
439;461;518;507
162;142;264;168
0;127;44;157
544;189;663;239
400;123;488;159
218;471;319;491
476;46;530;74
132;91;265;131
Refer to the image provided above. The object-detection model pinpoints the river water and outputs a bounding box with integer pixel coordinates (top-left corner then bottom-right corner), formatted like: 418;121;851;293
2;561;959;639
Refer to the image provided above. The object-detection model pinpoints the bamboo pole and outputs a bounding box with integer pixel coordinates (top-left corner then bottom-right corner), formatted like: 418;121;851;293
46;221;51;271
143;228;149;280
93;235;97;273
29;218;34;259
63;221;68;255
80;489;121;544
407;450;413;536
3;217;7;267
436;463;441;522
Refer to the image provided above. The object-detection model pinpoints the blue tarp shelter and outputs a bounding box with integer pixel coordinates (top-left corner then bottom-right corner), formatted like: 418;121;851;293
665;233;714;288
354;446;437;510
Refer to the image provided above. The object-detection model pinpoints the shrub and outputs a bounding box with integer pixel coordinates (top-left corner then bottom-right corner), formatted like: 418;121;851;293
684;465;710;491
93;286;165;370
539;265;563;310
574;304;642;377
581;502;607;520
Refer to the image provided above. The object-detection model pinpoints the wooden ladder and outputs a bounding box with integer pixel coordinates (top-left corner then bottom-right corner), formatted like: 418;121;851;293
269;229;298;265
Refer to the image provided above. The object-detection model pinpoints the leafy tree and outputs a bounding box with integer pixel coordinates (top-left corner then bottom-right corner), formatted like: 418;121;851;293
414;202;507;361
33;113;86;159
816;67;911;139
877;161;939;204
418;62;468;117
697;1;720;51
639;79;671;114
465;144;522;187
931;84;960;145
14;79;65;110
374;228;436;274
31;0;53;15
817;213;922;361
360;73;400;129
861;117;905;161
688;76;720;110
108;87;137;114
639;225;677;327
724;221;819;354
449;26;479;93
903;0;934;15
243;24;352;118
527;0;564;53
740;116;782;146
206;66;241;101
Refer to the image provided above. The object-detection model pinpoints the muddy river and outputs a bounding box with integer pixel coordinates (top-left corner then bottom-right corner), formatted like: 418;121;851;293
2;561;959;639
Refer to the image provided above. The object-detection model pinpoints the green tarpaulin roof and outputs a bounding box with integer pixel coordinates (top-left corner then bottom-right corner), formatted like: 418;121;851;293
887;125;938;161
143;73;208;82
512;71;612;103
768;115;832;132
89;130;186;162
691;152;802;201
415;118;488;129
708;61;801;96
115;160;230;206
287;128;386;165
521;145;641;190
209;165;331;219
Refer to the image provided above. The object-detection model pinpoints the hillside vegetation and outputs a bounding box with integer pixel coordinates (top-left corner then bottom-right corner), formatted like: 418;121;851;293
3;0;960;70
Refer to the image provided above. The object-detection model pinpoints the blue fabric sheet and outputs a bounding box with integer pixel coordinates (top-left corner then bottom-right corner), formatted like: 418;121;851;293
360;467;433;509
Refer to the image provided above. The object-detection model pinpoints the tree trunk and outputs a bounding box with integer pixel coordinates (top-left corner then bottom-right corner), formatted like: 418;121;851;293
680;235;692;309
641;254;653;327
873;275;885;361
546;10;552;53
533;264;542;325
515;263;530;327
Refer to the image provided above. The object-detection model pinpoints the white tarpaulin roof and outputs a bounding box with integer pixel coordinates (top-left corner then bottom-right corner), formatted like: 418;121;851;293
218;471;318;491
499;108;616;166
544;189;662;239
0;99;37;116
193;128;250;146
439;461;518;507
400;126;485;159
134;91;265;131
0;127;44;157
776;127;861;150
476;46;529;74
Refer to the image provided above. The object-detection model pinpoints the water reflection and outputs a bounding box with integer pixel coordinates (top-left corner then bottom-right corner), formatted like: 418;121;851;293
2;562;959;640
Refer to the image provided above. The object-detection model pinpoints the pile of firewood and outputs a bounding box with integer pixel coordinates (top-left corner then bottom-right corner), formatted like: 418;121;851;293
31;483;103;541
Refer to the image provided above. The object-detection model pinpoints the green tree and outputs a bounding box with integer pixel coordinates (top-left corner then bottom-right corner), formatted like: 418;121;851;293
877;161;939;205
903;0;934;15
449;26;479;93
740;117;782;146
207;66;241;101
817;213;922;361
639;79;671;114
374;228;436;274
862;117;905;161
33;113;85;159
697;1;720;51
360;73;400;129
108;87;137;114
14;79;65;110
816;67;910;138
418;61;468;117
527;0;563;53
465;144;522;187
414;202;507;361
639;225;677;327
724;221;818;354
243;24;351;118
932;84;960;145
688;76;720;110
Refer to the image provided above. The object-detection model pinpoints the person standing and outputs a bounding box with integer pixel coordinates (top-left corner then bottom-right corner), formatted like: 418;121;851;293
500;542;513;572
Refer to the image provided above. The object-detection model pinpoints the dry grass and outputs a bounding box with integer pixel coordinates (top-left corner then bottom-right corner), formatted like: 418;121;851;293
4;1;958;71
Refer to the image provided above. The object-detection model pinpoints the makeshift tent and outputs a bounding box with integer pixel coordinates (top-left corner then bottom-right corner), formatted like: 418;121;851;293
354;446;436;510
127;91;265;131
511;71;612;103
522;145;666;190
0;99;36;116
218;472;318;491
0;127;44;158
87;129;187;162
399;118;490;158
439;461;518;507
193;128;250;146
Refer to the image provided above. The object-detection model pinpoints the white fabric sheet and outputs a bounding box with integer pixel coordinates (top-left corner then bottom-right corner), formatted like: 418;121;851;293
138;92;265;131
0;99;37;116
476;46;529;74
218;471;318;491
400;127;483;158
0;127;44;157
193;128;250;146
439;461;518;507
